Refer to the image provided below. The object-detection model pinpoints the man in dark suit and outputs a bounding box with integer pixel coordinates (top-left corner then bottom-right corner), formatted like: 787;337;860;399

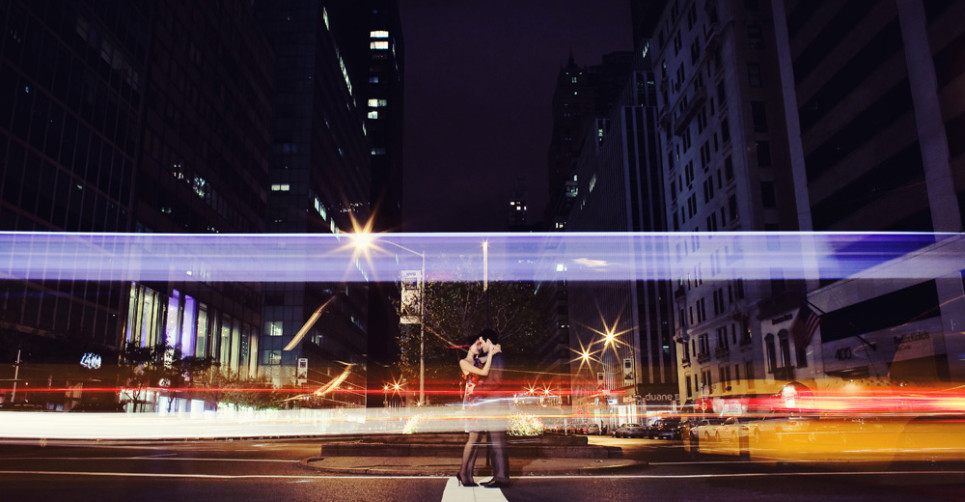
474;328;510;488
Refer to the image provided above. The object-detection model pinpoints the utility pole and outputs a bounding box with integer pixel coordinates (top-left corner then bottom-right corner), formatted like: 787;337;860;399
11;346;22;403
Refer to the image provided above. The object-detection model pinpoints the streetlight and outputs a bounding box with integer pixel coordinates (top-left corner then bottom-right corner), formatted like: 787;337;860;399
351;233;426;406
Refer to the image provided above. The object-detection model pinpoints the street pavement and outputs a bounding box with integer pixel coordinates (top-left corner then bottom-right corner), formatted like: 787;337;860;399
1;436;964;501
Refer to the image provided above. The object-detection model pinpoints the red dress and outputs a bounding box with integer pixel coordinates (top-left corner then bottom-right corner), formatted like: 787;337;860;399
463;358;485;432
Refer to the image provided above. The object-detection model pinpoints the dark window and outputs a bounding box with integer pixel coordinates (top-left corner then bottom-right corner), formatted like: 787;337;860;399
798;21;902;132
721;118;730;143
821;281;940;343
787;0;826;38
724;156;734;181
934;29;965;88
756;141;771;166
748;62;762;87
747;24;764;50
947;111;965;158
761;181;776;208
751;101;767;132
810;142;924;230
804;79;912;181
793;2;875;83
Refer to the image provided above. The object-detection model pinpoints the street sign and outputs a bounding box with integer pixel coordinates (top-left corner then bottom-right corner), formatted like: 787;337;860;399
399;270;422;324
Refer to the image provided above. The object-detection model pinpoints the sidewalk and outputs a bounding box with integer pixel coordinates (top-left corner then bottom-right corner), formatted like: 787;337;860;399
301;455;647;476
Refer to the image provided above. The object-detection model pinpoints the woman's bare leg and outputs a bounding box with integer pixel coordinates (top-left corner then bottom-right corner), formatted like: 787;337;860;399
459;431;483;483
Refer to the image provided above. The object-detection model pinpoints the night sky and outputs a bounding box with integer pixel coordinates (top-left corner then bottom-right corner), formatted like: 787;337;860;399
398;0;633;232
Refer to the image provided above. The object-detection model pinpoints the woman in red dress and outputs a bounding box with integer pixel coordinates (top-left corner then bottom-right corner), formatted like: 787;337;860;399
456;333;500;486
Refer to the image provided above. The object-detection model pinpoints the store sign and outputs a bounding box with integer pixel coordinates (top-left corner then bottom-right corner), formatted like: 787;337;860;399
79;352;102;370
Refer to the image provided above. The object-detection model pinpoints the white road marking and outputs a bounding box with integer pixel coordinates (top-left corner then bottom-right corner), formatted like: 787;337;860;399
440;477;509;502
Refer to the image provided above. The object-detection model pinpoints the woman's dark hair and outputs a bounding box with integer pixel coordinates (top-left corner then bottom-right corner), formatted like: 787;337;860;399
463;331;481;348
477;328;499;346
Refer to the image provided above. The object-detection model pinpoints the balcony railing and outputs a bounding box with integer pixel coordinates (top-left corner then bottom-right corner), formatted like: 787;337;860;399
714;346;729;359
696;352;710;364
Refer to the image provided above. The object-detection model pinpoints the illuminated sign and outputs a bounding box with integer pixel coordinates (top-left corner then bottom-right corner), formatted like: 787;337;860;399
80;352;102;370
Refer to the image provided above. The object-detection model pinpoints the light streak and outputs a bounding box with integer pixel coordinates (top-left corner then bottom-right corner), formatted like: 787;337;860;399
1;231;961;283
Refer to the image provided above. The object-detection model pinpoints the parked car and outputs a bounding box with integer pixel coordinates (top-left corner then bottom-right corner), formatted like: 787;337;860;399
585;423;601;435
649;417;683;439
614;423;647;438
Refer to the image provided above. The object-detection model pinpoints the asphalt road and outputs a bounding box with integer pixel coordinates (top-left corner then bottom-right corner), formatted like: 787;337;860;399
1;436;963;501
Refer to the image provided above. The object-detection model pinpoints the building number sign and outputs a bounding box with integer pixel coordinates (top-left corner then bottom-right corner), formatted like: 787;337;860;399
80;352;102;370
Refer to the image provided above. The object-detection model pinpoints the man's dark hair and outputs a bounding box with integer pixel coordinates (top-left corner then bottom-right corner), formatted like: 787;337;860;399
477;328;499;346
463;331;482;348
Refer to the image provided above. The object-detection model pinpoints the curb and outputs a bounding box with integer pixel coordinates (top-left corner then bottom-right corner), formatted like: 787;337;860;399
299;456;648;476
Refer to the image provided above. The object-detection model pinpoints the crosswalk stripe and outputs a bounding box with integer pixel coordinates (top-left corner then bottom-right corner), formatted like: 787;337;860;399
440;477;508;502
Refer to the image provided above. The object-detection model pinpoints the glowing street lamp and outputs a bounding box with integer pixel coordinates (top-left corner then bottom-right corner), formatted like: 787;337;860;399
351;230;427;407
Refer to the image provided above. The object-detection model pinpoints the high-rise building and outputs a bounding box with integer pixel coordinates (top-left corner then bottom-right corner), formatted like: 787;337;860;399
564;45;675;425
361;1;406;407
508;178;530;230
256;0;373;406
0;0;275;410
1;0;149;378
770;0;965;384
130;0;273;388
648;0;801;411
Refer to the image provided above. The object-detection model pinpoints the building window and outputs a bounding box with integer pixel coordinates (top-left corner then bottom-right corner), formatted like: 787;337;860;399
779;331;792;368
756;141;771;166
748;63;762;87
724;156;734;181
367;110;379;119
271;184;290;192
748;24;764;49
765;333;777;372
370;40;389;50
371;148;386;155
368;98;388;107
751;101;768;132
370;30;389;38
268;321;283;336
761;181;776;208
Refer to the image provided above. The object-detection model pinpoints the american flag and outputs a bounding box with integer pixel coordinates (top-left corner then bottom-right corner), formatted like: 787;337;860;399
791;305;820;350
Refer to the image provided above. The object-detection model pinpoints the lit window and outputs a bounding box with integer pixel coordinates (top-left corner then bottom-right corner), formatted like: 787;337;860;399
370;40;389;50
370;30;389;39
369;76;379;83
271;184;291;192
367;110;379;119
268;321;284;337
367;98;388;107
571;77;577;83
371;148;386;155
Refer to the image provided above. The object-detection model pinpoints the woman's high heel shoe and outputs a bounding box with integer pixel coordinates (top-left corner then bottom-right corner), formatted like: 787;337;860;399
456;472;478;487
